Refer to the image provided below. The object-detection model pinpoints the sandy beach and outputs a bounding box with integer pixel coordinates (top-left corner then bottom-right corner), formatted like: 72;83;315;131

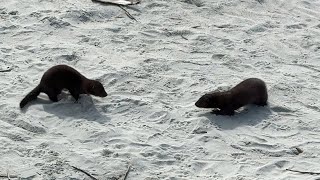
1;0;320;179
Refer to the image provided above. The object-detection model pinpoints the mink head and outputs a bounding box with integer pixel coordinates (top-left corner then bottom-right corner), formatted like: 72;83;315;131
195;93;221;108
87;80;108;97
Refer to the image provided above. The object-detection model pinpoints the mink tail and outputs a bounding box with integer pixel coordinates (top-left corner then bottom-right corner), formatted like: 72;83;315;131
20;85;42;108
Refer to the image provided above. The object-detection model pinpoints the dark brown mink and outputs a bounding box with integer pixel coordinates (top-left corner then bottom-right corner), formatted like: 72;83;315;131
195;78;268;116
20;65;108;108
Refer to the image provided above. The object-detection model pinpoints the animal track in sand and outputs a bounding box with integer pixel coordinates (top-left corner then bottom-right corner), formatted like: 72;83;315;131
145;2;169;9
148;111;169;122
270;105;295;113
78;36;102;47
2;132;30;142
57;53;78;62
183;0;204;7
41;16;71;28
62;9;117;23
286;23;307;29
7;118;46;134
256;160;289;174
230;144;293;157
0;25;19;33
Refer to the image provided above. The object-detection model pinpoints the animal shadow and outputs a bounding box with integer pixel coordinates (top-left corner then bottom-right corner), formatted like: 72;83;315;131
200;105;272;130
38;93;110;123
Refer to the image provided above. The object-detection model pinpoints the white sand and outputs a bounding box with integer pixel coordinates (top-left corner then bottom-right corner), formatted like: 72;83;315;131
1;0;320;179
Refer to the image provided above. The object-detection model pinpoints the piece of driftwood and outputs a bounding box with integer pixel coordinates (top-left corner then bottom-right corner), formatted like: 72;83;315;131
286;169;320;175
71;166;98;180
0;173;17;179
123;165;131;180
118;5;137;21
92;0;140;5
181;35;188;40
0;67;13;72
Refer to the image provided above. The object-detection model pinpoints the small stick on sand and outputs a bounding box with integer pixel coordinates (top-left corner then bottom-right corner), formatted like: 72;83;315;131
91;0;140;5
0;174;17;179
285;169;320;175
180;35;188;40
71;166;98;180
0;67;13;72
118;5;137;21
0;170;18;179
123;164;131;180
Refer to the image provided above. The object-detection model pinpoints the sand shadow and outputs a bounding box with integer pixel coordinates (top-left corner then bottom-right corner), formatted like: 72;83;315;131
21;93;110;124
200;105;272;130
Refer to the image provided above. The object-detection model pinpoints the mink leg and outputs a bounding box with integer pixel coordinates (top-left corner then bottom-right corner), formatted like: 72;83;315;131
255;102;267;106
255;99;268;106
212;109;235;116
47;92;58;102
69;88;80;101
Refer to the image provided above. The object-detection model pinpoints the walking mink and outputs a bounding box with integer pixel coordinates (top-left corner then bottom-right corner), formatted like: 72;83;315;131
20;65;108;108
195;78;268;116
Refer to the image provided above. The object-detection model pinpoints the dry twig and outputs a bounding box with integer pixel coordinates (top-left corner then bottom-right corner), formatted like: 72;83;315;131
0;67;13;72
71;166;98;180
286;168;320;175
118;5;137;21
180;35;188;40
0;174;17;179
123;165;131;180
91;0;140;5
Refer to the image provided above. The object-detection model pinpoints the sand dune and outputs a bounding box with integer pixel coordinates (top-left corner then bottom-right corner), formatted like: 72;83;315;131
1;0;320;179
